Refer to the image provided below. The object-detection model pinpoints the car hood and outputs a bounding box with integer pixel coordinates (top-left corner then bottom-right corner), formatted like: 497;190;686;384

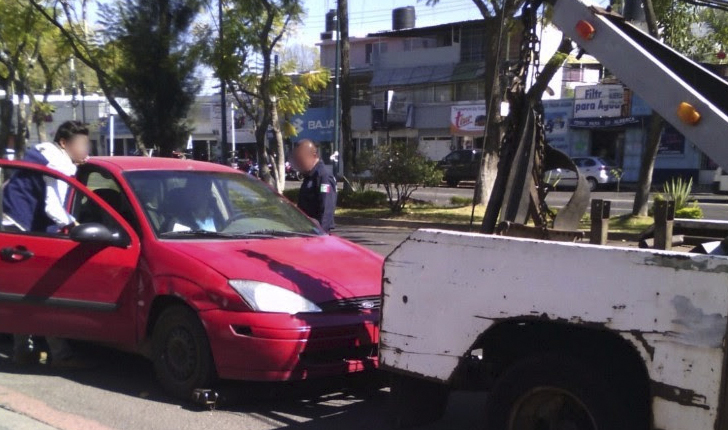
163;235;384;304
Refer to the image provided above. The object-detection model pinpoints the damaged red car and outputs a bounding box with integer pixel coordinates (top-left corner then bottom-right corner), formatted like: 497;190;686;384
0;157;382;399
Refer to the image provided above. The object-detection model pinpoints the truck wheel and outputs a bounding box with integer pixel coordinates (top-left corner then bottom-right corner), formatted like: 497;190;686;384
446;178;460;188
389;373;450;428
485;355;635;430
152;305;216;400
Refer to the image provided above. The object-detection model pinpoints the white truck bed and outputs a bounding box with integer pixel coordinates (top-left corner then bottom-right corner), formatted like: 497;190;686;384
381;229;728;429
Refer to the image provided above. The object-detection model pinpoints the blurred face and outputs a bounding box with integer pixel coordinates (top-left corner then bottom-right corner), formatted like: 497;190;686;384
293;146;318;174
59;134;90;164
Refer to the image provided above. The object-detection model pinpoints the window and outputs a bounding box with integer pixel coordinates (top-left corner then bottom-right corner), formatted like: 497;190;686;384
413;86;434;103
365;42;387;64
460;27;486;62
0;166;122;237
78;168;139;233
434;84;453;102
456;81;486;101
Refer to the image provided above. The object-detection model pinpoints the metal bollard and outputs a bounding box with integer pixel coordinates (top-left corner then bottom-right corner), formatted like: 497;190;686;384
654;200;675;251
590;199;610;245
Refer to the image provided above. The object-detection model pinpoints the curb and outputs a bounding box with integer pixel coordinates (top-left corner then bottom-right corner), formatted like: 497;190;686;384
335;216;641;241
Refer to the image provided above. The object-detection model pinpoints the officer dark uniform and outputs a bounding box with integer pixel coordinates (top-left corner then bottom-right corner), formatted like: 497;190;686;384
297;160;337;232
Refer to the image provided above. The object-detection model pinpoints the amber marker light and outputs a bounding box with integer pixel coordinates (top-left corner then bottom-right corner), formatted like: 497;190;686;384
575;20;596;40
677;102;701;125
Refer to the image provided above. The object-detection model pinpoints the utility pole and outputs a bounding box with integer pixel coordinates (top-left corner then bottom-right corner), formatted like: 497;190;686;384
333;7;341;177
339;0;352;186
219;0;228;165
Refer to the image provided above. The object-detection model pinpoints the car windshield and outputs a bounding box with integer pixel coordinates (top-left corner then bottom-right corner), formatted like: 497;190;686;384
124;170;323;239
597;158;617;167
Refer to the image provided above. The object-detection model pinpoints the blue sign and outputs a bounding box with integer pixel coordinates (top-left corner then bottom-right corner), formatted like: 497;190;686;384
630;94;652;117
290;107;335;142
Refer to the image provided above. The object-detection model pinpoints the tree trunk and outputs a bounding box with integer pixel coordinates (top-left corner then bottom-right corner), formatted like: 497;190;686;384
632;114;663;216
0;98;12;157
339;0;353;191
15;87;27;159
269;102;286;193
473;27;505;206
632;0;662;217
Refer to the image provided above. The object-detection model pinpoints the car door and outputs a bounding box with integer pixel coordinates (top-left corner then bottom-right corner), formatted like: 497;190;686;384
0;160;141;347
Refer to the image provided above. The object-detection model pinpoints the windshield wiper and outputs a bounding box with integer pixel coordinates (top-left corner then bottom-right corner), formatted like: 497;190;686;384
247;229;320;238
160;230;238;239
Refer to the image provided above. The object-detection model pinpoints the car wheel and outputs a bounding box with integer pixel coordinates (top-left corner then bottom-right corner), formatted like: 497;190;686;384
446;178;460;188
295;171;303;181
152;305;216;400
389;373;450;428
485;354;636;430
586;177;598;192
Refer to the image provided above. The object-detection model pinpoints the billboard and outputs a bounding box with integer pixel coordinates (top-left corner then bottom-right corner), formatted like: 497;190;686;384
573;84;625;118
450;105;487;135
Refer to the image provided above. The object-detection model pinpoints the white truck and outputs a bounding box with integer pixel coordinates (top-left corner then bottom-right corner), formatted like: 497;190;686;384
380;1;728;429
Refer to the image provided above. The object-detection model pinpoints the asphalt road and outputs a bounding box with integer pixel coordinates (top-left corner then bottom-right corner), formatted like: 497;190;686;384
0;225;494;430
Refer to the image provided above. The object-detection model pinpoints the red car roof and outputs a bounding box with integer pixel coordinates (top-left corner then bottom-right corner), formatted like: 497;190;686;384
88;156;238;173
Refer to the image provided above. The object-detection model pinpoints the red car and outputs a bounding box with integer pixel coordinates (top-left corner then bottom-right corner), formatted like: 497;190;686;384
0;157;382;399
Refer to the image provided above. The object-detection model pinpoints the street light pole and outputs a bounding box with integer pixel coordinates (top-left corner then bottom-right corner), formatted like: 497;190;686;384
219;0;228;165
333;4;341;176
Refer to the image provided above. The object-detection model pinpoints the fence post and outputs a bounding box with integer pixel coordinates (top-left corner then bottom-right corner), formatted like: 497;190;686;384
590;199;611;245
654;200;676;251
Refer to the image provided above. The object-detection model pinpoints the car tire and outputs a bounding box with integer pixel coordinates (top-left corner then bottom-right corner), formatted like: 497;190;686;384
485;354;637;430
586;177;599;192
389;373;450;428
446;178;460;188
152;305;216;400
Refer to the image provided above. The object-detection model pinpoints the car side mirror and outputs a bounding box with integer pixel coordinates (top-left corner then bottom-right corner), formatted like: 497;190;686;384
70;223;129;248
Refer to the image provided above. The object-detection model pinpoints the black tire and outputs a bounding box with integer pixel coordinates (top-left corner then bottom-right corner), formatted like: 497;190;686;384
152;305;216;400
485;354;638;430
446;178;460;188
587;177;599;192
389;373;450;428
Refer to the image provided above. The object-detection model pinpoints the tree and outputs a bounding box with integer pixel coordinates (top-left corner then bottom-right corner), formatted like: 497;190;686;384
98;0;202;156
427;0;526;207
278;43;319;72
632;0;716;216
365;142;443;213
200;0;328;193
0;1;79;156
29;0;146;153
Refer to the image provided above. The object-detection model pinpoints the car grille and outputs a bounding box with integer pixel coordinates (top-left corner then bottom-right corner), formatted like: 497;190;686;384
319;296;381;312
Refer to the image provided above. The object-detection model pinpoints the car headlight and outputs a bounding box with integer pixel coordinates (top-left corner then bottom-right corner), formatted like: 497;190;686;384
229;280;322;314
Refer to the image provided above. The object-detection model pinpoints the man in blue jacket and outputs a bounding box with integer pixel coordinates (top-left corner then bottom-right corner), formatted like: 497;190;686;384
5;121;91;367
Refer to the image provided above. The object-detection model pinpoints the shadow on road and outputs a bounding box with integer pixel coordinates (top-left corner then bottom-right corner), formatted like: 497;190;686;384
0;335;485;429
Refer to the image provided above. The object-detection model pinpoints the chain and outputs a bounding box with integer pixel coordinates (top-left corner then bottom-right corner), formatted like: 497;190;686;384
499;0;552;228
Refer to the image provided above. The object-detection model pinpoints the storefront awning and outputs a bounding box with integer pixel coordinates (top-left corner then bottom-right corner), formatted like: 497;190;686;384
370;64;454;87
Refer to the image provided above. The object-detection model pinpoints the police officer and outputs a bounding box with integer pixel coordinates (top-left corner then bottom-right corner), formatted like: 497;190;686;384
293;139;336;232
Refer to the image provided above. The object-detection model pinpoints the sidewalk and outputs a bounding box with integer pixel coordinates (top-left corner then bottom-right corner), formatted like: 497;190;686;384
0;406;57;430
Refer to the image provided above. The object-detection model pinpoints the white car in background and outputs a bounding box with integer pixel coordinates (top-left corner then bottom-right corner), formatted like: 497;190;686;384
3;149;15;160
546;156;618;191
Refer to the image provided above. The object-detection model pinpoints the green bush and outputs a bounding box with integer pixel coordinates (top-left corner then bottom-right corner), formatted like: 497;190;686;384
282;188;300;202
450;196;474;207
338;189;388;208
662;176;693;210
364;142;443;213
675;204;704;219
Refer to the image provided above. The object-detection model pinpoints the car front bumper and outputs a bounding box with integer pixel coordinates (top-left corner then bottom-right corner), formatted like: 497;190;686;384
200;309;379;381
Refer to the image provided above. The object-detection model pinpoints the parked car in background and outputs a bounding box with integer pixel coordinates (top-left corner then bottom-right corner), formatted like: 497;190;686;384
0;157;382;400
437;149;482;187
3;149;15;160
545;156;618;191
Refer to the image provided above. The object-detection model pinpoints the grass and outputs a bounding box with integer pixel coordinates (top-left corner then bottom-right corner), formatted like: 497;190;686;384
337;205;655;234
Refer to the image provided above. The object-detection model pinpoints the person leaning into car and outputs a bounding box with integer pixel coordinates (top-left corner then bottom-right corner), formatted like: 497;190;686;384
292;139;337;233
3;120;92;368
